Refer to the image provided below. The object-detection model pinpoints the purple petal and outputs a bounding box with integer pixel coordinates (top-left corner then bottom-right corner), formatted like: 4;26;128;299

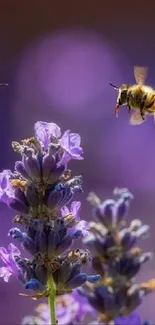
75;220;90;237
70;201;81;221
69;133;81;147
60;130;70;149
34;121;61;151
0;267;12;282
0;170;12;189
71;146;83;158
61;205;70;218
8;243;20;257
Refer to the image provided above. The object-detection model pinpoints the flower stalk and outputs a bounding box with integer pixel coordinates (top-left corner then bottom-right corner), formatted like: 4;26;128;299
48;274;57;325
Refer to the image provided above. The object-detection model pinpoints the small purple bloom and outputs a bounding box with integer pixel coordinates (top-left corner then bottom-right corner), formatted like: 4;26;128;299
34;121;61;151
60;130;83;165
61;201;89;237
0;243;20;282
0;169;14;204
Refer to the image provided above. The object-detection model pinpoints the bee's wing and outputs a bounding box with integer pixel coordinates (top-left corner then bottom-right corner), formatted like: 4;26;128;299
134;66;148;85
129;111;145;125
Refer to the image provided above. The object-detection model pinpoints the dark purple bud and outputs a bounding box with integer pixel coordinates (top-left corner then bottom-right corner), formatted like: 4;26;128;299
35;265;47;286
47;164;65;185
9;197;29;214
42;154;56;178
66;273;87;289
23;155;41;179
116;192;133;224
55;236;73;255
58;226;67;240
22;236;37;255
115;256;140;278
60;186;73;208
25;184;39;207
55;262;72;285
47;231;60;257
14;188;29;207
120;230;137;251
94;199;115;227
47;186;73;211
27;219;43;240
47;189;63;210
34;231;47;254
15;161;30;180
9;228;37;255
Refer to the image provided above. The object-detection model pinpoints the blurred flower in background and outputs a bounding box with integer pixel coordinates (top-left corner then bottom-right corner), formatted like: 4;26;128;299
20;187;155;324
78;188;155;324
21;290;96;325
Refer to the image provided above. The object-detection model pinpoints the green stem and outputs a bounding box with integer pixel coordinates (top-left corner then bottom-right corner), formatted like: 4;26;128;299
48;274;57;325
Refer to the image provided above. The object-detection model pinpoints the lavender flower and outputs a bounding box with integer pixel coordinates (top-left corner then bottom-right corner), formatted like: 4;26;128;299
0;243;20;282
78;188;155;324
0;121;100;300
21;290;96;325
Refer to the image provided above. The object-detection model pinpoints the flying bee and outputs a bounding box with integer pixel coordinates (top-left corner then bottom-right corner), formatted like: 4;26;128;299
109;66;155;125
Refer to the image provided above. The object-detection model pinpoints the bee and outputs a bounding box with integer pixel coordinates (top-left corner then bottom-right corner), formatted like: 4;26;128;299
109;66;155;125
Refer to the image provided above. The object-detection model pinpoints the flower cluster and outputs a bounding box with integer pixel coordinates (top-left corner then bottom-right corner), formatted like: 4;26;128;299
21;290;96;325
77;188;155;324
0;121;100;299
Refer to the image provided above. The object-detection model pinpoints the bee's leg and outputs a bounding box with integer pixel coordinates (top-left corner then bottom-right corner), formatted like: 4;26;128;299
126;91;131;114
140;94;147;120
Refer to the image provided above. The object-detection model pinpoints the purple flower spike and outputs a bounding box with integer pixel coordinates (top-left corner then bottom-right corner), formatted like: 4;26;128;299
34;121;61;151
60;130;83;166
0;243;20;282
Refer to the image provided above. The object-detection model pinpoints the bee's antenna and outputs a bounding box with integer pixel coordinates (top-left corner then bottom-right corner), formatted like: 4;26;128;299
109;83;119;90
0;83;8;86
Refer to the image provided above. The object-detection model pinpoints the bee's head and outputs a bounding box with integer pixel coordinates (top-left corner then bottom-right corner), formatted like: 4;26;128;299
109;83;129;105
109;83;130;117
117;84;129;105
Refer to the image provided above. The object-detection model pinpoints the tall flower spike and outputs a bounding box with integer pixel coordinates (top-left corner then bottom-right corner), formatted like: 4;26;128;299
0;120;100;325
80;188;155;324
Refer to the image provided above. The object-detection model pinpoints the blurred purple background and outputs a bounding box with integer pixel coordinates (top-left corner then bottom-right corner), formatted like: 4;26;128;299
1;1;155;323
